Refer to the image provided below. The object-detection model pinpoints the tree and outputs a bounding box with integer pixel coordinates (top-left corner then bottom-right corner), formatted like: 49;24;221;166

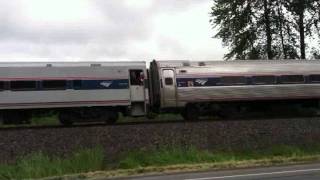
274;0;299;59
210;0;260;60
263;0;273;59
285;0;320;59
311;48;320;59
210;0;279;60
210;0;320;60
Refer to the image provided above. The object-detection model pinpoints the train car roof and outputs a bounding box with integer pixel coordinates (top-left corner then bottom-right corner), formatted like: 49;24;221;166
0;61;146;67
155;60;320;68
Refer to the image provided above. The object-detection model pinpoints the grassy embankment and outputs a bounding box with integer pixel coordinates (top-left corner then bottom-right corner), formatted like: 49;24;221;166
2;145;320;179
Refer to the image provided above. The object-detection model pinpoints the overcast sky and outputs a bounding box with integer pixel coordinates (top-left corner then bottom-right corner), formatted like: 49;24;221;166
0;0;226;62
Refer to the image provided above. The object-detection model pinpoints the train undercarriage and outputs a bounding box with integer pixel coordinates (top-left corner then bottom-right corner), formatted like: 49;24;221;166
180;99;320;121
1;99;320;125
0;106;126;125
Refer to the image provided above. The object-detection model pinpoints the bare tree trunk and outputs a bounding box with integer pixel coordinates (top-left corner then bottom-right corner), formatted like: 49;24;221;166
299;16;306;59
298;6;306;59
277;0;287;59
264;0;273;59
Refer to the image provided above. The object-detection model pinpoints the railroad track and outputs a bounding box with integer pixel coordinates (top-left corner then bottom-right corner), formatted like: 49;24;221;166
0;114;319;131
0;119;186;131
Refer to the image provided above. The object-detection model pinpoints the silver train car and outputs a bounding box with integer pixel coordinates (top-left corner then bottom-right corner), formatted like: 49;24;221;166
0;61;148;124
149;60;320;120
1;59;320;124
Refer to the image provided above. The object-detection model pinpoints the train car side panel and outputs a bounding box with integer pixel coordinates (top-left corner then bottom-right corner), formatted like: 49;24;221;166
177;84;320;103
0;89;130;109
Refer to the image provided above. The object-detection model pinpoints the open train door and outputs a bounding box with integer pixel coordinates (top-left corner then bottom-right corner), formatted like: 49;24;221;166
129;69;146;116
161;69;177;107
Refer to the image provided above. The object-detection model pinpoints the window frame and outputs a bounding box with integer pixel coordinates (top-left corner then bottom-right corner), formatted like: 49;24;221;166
130;69;144;86
252;75;276;85
162;69;175;87
309;74;320;83
73;80;82;90
279;75;305;84
10;80;37;91
218;76;247;86
164;77;173;85
0;81;5;91
42;80;67;90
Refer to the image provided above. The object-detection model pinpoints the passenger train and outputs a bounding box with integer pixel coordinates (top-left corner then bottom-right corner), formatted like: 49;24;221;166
0;60;320;125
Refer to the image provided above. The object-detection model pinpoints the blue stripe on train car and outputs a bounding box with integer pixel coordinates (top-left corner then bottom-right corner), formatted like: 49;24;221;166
177;77;220;87
74;79;129;90
177;76;313;87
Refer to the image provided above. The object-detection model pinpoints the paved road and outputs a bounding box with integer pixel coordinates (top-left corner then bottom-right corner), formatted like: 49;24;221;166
124;163;320;180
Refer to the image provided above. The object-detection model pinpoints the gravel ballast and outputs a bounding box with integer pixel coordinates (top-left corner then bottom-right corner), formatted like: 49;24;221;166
0;118;320;163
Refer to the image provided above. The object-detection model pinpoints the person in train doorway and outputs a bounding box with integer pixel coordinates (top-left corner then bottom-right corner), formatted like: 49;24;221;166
130;70;144;86
138;71;144;85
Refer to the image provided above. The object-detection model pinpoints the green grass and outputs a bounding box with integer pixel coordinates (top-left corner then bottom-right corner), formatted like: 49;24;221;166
31;114;59;126
117;145;320;169
0;148;105;180
2;145;320;180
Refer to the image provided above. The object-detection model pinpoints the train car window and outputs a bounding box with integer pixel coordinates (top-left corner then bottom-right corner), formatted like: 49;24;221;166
42;80;66;90
252;76;276;84
130;70;144;86
279;75;304;84
73;80;82;89
0;81;4;90
219;76;247;85
10;81;37;90
165;78;173;85
309;75;320;83
163;69;175;86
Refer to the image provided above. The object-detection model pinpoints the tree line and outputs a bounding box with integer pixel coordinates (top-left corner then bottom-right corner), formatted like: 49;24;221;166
210;0;320;60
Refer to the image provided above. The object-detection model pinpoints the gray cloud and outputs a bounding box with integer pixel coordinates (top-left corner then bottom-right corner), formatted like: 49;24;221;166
0;0;220;60
0;1;155;43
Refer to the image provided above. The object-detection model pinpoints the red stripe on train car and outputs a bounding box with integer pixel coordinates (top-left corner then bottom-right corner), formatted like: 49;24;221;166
0;77;128;80
179;96;320;102
176;72;319;78
0;100;130;107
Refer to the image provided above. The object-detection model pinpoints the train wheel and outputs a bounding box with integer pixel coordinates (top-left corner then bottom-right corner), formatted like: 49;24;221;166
58;111;74;126
217;105;239;119
105;111;119;125
182;104;199;121
2;111;31;124
21;112;31;124
147;112;158;119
